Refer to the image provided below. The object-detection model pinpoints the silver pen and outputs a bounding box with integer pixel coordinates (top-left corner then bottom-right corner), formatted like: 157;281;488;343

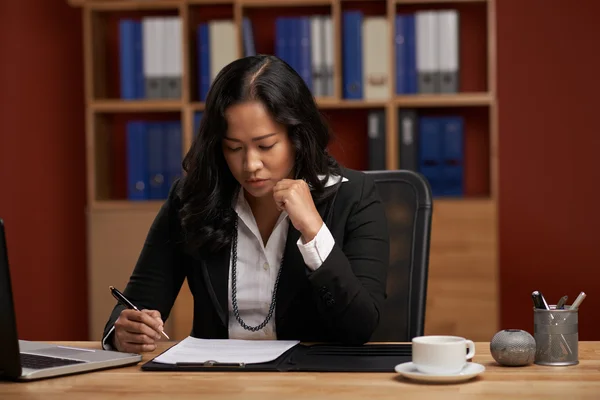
570;292;587;310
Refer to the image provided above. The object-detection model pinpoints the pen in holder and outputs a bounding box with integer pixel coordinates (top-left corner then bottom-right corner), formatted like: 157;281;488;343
533;305;578;366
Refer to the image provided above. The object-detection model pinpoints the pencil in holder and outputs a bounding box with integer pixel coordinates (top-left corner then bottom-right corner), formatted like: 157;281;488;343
533;306;578;366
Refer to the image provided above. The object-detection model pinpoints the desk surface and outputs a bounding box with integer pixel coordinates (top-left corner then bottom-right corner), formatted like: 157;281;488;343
2;341;600;400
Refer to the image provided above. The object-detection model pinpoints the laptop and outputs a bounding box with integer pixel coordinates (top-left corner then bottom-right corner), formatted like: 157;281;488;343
0;219;142;381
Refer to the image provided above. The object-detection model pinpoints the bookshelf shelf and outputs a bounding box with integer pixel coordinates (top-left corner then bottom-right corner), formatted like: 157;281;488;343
318;99;387;109
189;102;205;111
395;92;492;107
242;0;333;7
90;196;490;212
90;200;164;211
183;100;382;112
395;0;487;4
189;0;234;4
91;100;184;113
86;1;183;11
72;0;489;8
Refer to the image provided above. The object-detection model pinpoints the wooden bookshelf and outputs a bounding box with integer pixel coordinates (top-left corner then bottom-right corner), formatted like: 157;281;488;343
243;0;334;6
90;200;164;211
90;100;184;112
84;1;185;11
395;92;492;107
396;0;487;4
70;0;490;7
70;0;499;343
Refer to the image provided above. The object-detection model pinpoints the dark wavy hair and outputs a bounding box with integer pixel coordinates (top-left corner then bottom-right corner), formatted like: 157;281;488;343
178;55;342;255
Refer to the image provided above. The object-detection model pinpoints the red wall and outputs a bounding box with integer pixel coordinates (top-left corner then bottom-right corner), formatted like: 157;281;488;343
497;0;600;340
0;1;88;340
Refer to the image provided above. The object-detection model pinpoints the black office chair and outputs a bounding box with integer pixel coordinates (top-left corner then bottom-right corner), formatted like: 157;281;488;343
364;170;433;342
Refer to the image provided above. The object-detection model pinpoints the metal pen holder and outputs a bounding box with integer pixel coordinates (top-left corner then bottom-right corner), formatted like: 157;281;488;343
533;306;579;366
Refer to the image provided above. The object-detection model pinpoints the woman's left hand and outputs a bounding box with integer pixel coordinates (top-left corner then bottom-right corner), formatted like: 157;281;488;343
273;179;323;243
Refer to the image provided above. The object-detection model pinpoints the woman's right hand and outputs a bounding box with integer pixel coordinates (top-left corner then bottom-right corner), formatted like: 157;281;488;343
113;309;164;354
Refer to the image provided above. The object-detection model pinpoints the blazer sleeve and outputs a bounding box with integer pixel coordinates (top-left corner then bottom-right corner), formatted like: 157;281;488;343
101;180;186;349
307;173;389;345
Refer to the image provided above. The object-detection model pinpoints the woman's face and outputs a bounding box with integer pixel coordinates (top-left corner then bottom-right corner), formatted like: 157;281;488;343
223;101;295;200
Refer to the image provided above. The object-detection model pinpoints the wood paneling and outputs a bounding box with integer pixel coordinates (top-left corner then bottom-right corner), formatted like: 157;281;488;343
87;209;169;340
424;199;498;340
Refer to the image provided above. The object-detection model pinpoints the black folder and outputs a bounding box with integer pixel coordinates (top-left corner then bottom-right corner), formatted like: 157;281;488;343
141;343;411;372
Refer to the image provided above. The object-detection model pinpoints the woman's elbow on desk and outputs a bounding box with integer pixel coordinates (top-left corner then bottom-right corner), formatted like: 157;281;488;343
332;305;381;345
331;294;385;345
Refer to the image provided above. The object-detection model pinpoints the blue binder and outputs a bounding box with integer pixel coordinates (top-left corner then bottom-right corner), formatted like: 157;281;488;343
275;17;288;62
164;121;183;191
298;17;312;91
404;15;417;94
440;117;464;196
342;11;363;99
126;121;148;200
395;14;417;94
197;23;210;102
147;122;167;200
418;116;465;197
242;17;256;57
288;18;299;74
418;117;443;196
133;20;144;98
119;20;137;100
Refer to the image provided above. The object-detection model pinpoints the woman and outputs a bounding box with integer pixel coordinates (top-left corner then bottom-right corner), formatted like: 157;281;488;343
103;55;389;354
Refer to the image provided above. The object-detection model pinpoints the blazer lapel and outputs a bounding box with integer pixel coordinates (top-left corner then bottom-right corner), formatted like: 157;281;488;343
276;193;335;321
200;245;231;327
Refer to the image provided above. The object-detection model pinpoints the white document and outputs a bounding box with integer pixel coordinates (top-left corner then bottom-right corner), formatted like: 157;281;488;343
153;336;300;365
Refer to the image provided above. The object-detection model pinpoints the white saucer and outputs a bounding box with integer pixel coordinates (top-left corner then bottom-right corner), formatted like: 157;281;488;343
395;362;485;383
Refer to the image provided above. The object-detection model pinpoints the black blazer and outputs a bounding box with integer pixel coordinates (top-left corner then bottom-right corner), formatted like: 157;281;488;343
103;167;389;345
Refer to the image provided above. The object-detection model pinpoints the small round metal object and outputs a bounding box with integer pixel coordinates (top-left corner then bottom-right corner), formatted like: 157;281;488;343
490;329;536;366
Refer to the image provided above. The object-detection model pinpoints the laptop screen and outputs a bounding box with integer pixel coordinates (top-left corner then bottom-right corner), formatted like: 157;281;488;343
0;219;24;378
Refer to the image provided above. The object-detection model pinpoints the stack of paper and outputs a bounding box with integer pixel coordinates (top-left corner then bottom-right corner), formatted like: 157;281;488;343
153;337;300;365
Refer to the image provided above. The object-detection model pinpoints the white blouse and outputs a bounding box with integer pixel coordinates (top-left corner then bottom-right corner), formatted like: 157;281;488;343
228;174;347;339
102;175;347;349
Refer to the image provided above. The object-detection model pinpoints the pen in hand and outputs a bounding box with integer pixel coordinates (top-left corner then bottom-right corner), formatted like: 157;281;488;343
109;286;170;339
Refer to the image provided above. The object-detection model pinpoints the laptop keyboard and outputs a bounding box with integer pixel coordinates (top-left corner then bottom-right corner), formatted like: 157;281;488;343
21;353;87;370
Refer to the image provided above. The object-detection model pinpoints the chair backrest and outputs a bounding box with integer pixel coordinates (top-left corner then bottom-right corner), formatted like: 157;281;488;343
364;170;433;342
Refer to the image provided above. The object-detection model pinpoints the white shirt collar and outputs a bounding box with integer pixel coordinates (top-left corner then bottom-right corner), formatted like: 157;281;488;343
318;174;349;188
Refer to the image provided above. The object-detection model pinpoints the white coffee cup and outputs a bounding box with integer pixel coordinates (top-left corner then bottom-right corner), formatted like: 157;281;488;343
412;335;476;375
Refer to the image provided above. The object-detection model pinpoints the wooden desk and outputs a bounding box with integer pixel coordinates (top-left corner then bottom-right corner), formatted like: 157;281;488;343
2;341;600;399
